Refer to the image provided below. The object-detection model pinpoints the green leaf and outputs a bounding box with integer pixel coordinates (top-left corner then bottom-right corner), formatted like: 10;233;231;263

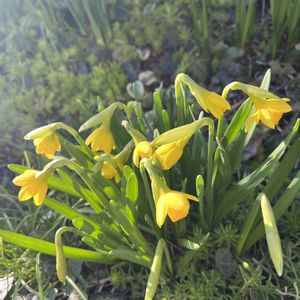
237;138;300;255
110;248;151;268
44;197;100;231
124;166;138;202
243;169;300;252
109;200;151;254
222;99;252;147
0;230;114;263
56;168;102;213
62;139;94;168
214;119;300;224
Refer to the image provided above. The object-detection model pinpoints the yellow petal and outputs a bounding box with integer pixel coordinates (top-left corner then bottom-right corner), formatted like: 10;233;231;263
132;147;140;167
86;126;115;153
259;109;276;129
168;207;189;222
86;128;102;146
204;91;231;119
265;99;292;112
18;186;33;201
101;161;116;179
162;192;190;211
245;111;259;132
155;142;184;170
175;191;199;202
114;173;121;184
156;197;168;228
13;170;38;186
33;184;48;206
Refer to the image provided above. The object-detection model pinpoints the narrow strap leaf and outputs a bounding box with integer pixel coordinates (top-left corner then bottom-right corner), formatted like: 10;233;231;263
0;230;115;263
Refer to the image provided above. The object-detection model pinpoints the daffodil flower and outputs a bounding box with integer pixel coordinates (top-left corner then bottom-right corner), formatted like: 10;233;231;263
85;121;115;153
13;169;50;205
94;142;133;183
222;81;292;131
156;189;199;227
245;96;292;131
148;172;198;227
123;119;214;169
25;123;61;159
133;141;155;167
151;119;213;170
175;73;231;119
153;138;188;170
122;121;156;167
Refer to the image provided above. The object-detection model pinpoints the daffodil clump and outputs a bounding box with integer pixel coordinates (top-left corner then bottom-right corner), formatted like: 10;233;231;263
2;70;300;299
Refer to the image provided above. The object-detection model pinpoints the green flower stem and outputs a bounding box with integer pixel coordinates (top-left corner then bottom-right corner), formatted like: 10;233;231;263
58;122;94;159
42;157;110;212
205;123;215;227
140;163;157;226
163;242;173;274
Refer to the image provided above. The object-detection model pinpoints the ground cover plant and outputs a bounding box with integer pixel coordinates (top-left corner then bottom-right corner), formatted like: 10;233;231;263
1;69;300;299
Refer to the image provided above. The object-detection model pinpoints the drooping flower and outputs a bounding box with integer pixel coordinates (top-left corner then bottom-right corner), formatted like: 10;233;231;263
12;169;50;205
121;121;155;167
154;138;188;170
175;73;231;119
94;142;133;183
33;134;61;159
25;124;61;159
222;81;292;131
245;96;292;131
132;141;155;167
149;172;199;228
94;156;122;184
151;119;213;170
86;121;115;153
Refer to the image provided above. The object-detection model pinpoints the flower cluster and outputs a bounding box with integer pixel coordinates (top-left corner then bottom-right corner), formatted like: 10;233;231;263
12;72;292;230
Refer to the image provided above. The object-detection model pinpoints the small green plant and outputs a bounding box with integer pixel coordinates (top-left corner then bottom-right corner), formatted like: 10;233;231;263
235;0;256;48
270;0;300;58
1;69;300;299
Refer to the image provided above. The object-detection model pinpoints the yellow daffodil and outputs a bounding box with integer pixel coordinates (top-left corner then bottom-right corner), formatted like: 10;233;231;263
25;124;61;159
156;189;198;227
133;141;155;167
94;142;133;183
154;138;188;170
222;81;292;131
86;122;115;153
121;121;156;167
33;134;61;159
12;169;50;206
94;155;122;184
245;96;292;131
175;73;231;119
147;171;199;228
